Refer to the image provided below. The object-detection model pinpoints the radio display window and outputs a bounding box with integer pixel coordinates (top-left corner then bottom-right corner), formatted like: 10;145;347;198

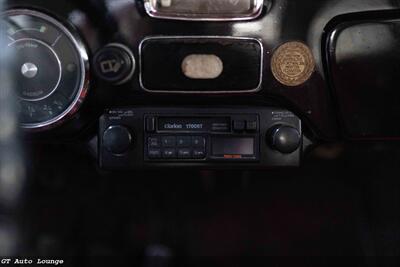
212;137;255;156
158;117;230;132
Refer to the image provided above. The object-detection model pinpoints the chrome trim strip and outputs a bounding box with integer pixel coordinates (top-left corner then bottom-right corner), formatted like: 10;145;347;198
2;9;90;131
143;0;264;21
138;35;264;94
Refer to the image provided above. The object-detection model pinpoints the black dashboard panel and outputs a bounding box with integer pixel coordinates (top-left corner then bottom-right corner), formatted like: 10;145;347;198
2;0;400;168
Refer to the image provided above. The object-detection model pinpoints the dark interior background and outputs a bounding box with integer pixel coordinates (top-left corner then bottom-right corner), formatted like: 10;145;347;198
17;143;400;267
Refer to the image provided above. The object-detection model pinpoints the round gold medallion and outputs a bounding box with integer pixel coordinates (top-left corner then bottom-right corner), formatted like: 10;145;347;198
271;41;315;87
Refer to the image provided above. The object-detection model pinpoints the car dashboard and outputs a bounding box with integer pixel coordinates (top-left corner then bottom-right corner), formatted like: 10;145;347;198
2;0;400;170
2;0;400;265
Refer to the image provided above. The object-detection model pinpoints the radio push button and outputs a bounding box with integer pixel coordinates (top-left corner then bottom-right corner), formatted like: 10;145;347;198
192;137;206;147
162;149;176;158
178;149;192;159
246;120;258;131
162;136;176;147
193;149;206;159
148;137;161;148
233;120;246;132
148;149;162;159
177;136;191;147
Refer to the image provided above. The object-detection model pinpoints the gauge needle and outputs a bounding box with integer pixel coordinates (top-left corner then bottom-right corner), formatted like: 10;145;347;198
52;34;62;47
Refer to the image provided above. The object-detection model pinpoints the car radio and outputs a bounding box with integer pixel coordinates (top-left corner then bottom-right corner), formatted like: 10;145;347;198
145;115;259;161
99;107;302;170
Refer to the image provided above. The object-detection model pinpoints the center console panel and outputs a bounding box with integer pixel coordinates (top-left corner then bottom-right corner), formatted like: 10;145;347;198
99;107;302;170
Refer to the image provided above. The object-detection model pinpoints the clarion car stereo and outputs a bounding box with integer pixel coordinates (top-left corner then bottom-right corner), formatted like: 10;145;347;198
99;107;302;170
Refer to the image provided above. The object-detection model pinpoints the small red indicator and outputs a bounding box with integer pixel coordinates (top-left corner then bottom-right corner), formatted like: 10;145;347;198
223;155;242;159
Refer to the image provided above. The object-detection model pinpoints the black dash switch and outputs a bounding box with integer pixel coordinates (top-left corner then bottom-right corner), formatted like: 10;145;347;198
93;43;135;85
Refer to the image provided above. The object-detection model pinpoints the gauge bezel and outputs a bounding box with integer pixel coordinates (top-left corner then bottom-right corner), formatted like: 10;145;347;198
2;9;90;131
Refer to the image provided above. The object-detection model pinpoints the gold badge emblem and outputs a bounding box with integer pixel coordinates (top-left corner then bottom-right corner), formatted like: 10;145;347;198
271;41;315;87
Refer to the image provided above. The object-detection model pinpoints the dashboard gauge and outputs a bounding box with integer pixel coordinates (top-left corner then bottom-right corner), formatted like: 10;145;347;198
144;0;264;21
1;9;89;130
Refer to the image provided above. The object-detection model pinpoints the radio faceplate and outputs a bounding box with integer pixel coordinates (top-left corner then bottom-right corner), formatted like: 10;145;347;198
99;107;302;170
145;114;260;162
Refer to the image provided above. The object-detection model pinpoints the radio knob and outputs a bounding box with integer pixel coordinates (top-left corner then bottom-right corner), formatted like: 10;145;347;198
268;125;301;154
103;125;133;155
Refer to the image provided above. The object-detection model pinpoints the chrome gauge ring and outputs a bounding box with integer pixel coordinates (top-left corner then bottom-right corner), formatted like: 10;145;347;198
1;9;89;130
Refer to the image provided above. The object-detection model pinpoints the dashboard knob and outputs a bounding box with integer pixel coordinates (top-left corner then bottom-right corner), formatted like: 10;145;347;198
93;43;135;85
103;125;132;155
268;125;301;154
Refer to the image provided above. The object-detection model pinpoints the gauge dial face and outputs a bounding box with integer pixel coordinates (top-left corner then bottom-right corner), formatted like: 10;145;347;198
1;9;89;129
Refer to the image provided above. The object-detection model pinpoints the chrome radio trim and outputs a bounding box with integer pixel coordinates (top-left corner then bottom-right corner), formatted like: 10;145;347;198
138;35;264;94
